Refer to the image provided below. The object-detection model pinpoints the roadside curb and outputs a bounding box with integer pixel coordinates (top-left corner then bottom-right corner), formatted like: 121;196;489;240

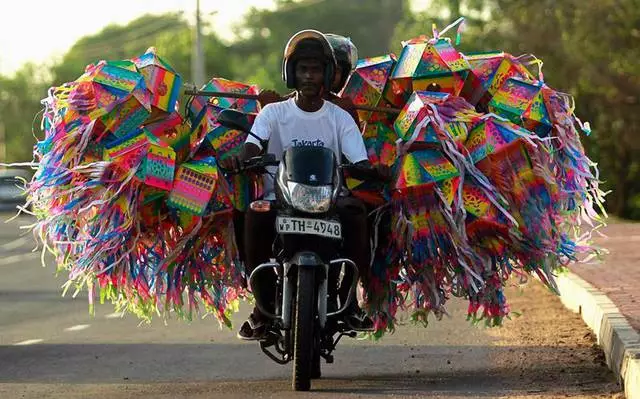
556;271;640;399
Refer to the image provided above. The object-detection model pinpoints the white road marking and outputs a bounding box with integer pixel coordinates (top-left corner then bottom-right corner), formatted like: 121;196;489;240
0;252;39;267
13;339;44;346
104;312;125;319
64;324;90;332
0;236;30;251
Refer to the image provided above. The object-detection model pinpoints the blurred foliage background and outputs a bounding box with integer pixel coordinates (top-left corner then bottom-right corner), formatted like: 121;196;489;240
0;0;638;218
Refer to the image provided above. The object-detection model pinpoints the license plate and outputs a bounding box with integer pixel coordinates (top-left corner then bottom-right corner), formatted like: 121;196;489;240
276;216;342;239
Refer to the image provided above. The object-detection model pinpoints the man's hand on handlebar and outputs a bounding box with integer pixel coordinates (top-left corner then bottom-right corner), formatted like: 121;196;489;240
348;160;393;183
258;89;284;107
219;154;244;173
218;142;262;173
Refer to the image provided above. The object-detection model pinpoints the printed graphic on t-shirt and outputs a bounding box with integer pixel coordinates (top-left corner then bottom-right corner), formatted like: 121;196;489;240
291;138;325;147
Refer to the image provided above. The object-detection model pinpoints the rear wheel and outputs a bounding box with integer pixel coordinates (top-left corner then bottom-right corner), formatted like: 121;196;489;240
292;268;316;391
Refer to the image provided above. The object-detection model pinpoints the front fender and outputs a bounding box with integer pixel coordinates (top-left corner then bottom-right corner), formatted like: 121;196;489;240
289;251;324;267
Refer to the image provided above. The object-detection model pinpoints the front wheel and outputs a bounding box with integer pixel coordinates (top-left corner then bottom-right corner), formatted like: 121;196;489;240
311;336;321;379
292;268;316;391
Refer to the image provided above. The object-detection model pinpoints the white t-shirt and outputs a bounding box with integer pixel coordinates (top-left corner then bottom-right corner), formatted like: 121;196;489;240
246;98;367;194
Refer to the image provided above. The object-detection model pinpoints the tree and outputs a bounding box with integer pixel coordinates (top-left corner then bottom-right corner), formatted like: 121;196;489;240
489;0;640;218
392;0;493;54
0;64;49;163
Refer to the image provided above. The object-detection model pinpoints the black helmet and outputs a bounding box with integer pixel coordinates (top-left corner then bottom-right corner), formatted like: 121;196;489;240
325;34;358;91
281;30;337;90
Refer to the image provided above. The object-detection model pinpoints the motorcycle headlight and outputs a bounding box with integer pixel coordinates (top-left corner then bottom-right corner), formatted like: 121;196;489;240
286;182;332;213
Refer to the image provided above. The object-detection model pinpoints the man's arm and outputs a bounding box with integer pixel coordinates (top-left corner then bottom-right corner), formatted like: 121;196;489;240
219;105;274;170
258;89;301;108
238;141;263;162
338;110;392;181
257;89;285;107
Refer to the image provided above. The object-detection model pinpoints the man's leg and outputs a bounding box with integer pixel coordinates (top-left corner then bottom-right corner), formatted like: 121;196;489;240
336;196;373;329
238;206;277;339
337;196;369;266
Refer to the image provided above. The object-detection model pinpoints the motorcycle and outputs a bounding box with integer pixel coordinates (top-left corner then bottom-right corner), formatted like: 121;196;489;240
218;109;381;391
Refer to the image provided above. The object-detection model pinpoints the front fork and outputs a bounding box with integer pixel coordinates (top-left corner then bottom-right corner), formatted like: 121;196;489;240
249;256;359;365
281;256;328;330
249;257;359;329
283;258;358;330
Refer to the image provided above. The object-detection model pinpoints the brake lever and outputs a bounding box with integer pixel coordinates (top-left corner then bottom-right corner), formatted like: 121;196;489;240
246;155;279;169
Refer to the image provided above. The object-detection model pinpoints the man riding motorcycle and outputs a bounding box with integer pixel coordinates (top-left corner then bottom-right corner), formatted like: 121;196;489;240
221;30;387;340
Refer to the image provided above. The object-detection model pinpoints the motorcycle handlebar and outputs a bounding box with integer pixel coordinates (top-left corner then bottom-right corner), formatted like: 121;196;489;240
219;155;280;175
339;163;389;182
220;155;388;183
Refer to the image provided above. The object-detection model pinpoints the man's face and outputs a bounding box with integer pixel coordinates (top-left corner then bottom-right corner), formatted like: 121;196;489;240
295;58;325;98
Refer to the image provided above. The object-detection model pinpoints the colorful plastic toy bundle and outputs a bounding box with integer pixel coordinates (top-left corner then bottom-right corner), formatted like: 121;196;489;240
21;22;605;336
341;25;605;333
26;49;262;326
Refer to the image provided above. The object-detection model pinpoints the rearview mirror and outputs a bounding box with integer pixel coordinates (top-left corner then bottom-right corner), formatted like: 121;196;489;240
217;109;253;132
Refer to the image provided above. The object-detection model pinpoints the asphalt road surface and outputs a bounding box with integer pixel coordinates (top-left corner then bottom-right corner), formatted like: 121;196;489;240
0;213;624;398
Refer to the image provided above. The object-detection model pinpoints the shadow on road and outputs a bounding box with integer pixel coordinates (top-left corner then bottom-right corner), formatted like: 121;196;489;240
314;367;615;397
0;343;620;397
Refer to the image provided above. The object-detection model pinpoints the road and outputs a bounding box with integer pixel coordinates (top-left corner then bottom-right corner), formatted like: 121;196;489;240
0;213;624;398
